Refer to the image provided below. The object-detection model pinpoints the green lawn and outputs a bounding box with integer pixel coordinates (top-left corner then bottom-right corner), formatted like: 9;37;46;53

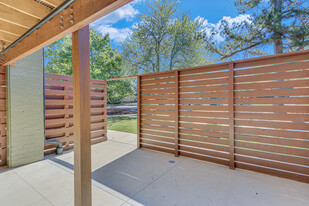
107;116;137;134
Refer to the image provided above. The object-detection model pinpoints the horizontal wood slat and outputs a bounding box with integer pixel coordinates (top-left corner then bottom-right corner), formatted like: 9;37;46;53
138;52;309;183
44;73;107;154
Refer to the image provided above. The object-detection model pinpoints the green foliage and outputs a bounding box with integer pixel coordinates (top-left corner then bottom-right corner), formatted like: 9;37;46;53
44;27;136;104
121;0;210;75
203;0;309;60
107;116;137;134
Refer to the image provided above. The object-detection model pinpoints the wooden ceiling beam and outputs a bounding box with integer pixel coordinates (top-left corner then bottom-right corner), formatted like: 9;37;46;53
0;4;40;28
0;40;10;52
0;31;18;42
0;19;28;36
2;0;132;66
40;0;64;8
0;0;52;19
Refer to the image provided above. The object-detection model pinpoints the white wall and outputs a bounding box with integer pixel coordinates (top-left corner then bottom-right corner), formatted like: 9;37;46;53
6;49;44;167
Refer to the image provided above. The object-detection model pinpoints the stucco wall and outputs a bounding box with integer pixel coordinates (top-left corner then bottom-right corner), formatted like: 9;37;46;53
6;50;44;167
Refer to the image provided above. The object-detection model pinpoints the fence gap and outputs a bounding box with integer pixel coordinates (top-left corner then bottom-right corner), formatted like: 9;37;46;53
228;62;235;169
174;70;179;157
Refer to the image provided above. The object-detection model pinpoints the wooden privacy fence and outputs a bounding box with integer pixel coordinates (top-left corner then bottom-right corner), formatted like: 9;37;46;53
137;50;309;183
45;73;107;155
0;66;6;166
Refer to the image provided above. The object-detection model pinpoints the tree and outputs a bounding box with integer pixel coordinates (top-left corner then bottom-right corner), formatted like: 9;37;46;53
45;27;136;104
121;0;210;75
202;0;309;60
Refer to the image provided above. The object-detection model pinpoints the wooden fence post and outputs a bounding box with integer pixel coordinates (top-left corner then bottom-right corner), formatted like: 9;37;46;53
228;62;235;169
174;70;179;157
137;75;141;149
64;84;70;148
103;80;107;140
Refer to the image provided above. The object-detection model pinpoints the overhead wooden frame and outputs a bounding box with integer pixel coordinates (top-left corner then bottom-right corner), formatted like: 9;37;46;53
1;0;132;65
0;0;65;53
40;0;64;8
0;0;52;19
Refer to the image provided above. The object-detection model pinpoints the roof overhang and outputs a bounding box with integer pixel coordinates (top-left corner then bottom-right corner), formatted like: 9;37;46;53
0;0;132;66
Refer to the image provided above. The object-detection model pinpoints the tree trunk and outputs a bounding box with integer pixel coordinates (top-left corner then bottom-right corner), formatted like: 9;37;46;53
273;0;283;54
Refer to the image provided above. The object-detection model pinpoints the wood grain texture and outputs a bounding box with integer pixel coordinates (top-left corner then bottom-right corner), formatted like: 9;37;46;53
40;0;64;8
44;72;107;153
174;71;179;157
137;51;309;183
3;0;133;66
72;26;91;206
0;4;39;28
0;0;51;19
0;66;6;166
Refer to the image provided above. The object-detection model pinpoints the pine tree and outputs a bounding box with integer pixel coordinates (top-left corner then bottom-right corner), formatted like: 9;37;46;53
202;0;309;60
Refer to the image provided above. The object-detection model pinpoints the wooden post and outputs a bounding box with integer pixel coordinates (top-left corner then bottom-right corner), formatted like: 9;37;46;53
137;75;141;148
72;25;92;206
174;70;179;157
103;80;107;140
228;62;235;169
64;84;70;147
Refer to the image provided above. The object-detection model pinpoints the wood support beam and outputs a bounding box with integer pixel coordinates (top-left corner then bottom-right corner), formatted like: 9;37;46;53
72;25;92;206
0;0;52;19
2;0;132;66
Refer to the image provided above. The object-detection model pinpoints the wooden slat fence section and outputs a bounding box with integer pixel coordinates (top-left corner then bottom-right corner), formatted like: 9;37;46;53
139;71;176;154
0;66;6;166
233;57;309;183
178;64;230;166
45;73;107;155
138;50;309;183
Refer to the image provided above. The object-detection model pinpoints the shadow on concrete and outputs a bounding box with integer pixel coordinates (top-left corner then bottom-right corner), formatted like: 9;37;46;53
92;149;181;198
0;166;11;174
48;148;182;204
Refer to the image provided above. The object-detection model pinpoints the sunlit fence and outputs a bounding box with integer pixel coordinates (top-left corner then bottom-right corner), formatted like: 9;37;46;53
44;73;107;155
137;50;309;183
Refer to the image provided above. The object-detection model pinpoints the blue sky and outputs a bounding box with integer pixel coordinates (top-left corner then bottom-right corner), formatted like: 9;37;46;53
90;0;241;49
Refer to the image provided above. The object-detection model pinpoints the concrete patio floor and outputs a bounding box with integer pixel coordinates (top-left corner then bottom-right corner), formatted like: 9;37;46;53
0;130;308;206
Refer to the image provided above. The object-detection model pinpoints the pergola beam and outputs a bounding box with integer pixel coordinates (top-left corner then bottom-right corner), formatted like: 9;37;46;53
2;0;132;66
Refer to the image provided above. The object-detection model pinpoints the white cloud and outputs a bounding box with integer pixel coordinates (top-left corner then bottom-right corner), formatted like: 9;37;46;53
91;0;144;44
196;14;252;42
98;4;138;24
97;25;132;43
92;0;143;26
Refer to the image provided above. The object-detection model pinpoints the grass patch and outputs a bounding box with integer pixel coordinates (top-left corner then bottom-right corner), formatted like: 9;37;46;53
107;116;137;134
